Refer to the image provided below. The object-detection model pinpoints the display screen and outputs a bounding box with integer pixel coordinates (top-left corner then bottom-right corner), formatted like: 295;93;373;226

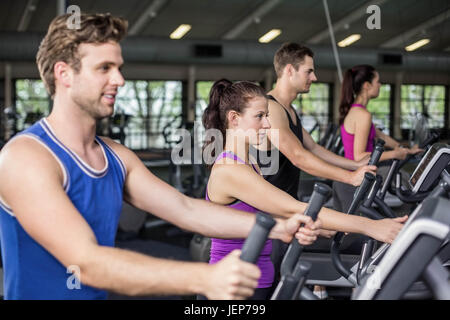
410;145;439;187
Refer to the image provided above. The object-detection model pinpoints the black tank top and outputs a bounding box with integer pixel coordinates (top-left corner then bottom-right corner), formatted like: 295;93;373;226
254;95;304;199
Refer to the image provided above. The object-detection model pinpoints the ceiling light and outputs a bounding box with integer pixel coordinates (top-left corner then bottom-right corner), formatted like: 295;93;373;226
337;34;361;47
405;39;430;52
170;24;191;39
259;29;281;43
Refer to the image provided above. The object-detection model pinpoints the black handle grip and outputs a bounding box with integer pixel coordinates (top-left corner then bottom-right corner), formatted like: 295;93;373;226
280;183;331;276
368;140;385;166
304;183;332;220
379;160;399;200
291;261;313;300
270;274;298;300
348;172;376;214
363;174;383;208
271;261;312;300
240;212;276;264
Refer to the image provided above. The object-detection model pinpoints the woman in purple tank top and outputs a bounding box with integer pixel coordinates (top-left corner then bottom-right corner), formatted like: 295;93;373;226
201;79;409;299
339;65;422;162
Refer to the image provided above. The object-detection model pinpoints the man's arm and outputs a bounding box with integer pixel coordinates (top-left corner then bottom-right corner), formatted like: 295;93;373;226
266;100;375;186
302;128;369;170
105;138;296;242
0;137;259;299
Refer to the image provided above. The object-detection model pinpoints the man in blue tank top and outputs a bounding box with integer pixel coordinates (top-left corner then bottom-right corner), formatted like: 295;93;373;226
0;14;319;300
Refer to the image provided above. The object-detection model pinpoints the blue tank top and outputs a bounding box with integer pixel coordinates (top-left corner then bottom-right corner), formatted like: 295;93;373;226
0;118;126;300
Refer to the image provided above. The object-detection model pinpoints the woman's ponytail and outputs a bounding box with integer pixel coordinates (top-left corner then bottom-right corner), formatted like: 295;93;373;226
338;65;376;124
202;79;232;145
338;69;355;124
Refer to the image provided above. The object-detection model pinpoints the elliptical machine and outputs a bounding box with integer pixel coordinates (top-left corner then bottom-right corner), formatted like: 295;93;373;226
300;141;450;299
162;116;208;198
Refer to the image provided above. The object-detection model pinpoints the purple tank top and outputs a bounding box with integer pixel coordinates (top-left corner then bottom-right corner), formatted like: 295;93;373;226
341;104;376;160
206;151;274;288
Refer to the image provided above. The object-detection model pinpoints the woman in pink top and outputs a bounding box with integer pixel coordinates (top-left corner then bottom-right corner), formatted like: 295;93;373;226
333;65;423;214
339;65;422;162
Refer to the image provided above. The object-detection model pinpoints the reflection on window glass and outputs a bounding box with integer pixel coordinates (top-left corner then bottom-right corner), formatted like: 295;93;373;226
401;85;445;129
297;83;330;142
196;81;214;122
115;80;182;150
195;81;216;145
15;79;51;131
368;84;391;134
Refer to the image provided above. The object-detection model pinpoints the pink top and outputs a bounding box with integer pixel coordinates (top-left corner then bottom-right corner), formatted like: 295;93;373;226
340;104;376;160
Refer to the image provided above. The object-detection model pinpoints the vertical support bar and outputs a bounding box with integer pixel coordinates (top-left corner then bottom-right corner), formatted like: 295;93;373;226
57;0;67;16
264;68;274;92
187;65;196;123
389;83;395;136
333;72;341;124
322;0;343;83
445;85;449;139
4;63;13;141
328;82;334;125
4;63;12;108
393;72;403;140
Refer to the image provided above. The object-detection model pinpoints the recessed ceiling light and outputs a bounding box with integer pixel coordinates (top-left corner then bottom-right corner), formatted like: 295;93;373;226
405;39;430;52
170;24;191;39
259;29;282;43
337;34;361;47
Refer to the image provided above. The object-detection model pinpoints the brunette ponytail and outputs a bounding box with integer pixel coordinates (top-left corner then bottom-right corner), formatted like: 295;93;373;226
338;65;376;124
338;69;355;124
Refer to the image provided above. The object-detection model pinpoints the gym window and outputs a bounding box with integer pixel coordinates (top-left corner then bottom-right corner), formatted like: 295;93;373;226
368;84;391;135
195;81;215;146
296;83;331;142
15;79;51;133
195;81;214;125
115;80;183;150
401;85;446;130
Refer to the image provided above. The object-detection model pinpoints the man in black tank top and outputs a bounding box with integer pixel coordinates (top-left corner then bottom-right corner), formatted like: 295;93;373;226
255;43;376;197
254;44;378;296
255;95;303;198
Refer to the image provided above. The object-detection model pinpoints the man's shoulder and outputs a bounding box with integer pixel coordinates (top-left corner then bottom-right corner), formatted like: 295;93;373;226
268;98;288;116
97;136;140;174
267;99;291;131
1;134;48;158
0;135;63;188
